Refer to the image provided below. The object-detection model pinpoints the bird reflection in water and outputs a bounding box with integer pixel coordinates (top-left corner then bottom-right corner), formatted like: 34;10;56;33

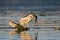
20;31;33;40
10;30;17;36
10;30;33;40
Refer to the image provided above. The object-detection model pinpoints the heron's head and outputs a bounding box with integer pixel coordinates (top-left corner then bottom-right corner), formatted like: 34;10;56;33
31;13;37;21
28;13;37;21
9;21;17;27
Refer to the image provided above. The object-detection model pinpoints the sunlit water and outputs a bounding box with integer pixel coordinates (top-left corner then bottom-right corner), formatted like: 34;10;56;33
0;0;60;40
0;15;60;40
0;29;60;40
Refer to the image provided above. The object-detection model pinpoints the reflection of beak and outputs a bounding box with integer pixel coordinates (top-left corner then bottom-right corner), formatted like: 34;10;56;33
20;31;33;40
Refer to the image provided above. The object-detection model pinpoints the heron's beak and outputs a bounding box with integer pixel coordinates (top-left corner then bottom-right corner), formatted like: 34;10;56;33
34;16;38;26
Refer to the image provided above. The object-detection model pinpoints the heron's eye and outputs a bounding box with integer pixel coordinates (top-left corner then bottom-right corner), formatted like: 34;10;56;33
30;16;33;18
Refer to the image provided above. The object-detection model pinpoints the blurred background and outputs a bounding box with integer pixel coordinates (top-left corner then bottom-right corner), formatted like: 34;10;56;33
0;0;60;28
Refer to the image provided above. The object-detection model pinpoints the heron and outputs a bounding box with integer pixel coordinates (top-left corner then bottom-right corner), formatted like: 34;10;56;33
9;13;37;32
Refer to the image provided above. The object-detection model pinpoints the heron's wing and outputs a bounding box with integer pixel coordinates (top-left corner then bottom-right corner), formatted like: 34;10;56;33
9;20;17;28
20;31;33;40
18;18;29;28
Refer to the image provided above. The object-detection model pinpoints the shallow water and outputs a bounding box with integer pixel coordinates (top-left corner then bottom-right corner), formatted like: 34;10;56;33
0;13;60;40
0;0;60;40
0;29;60;40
